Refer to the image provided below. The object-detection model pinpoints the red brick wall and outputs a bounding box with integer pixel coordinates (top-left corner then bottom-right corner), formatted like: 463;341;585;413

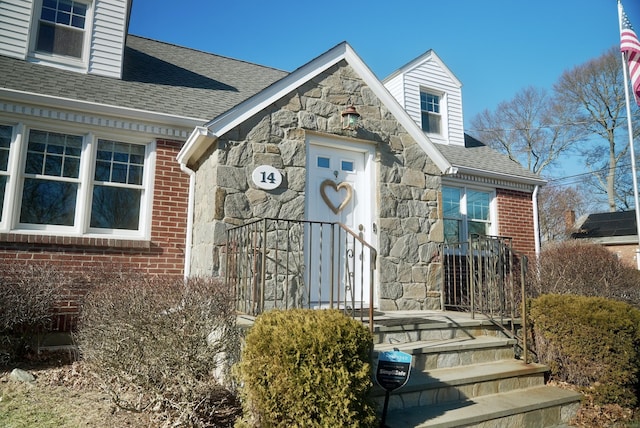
0;138;189;330
602;243;638;268
496;188;536;259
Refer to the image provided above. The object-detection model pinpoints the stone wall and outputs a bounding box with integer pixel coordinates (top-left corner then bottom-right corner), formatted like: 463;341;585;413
190;60;444;311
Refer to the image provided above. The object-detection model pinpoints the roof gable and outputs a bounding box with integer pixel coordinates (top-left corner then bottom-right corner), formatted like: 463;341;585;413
178;42;454;173
383;49;462;88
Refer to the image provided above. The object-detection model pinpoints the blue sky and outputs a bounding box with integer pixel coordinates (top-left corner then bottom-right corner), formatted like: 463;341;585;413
128;0;636;129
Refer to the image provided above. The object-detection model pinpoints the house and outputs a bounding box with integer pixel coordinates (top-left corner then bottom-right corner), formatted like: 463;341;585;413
178;46;546;313
0;0;544;328
0;0;286;329
571;210;640;268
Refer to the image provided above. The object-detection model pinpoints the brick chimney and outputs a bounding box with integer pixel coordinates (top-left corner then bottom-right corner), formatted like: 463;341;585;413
564;210;576;232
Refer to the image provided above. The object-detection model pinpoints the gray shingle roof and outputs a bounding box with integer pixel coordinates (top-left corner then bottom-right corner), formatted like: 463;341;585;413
0;35;288;121
435;134;545;184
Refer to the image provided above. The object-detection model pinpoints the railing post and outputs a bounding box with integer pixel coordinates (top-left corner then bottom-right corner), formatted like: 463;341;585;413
369;249;376;334
469;237;476;319
521;255;529;364
260;219;267;314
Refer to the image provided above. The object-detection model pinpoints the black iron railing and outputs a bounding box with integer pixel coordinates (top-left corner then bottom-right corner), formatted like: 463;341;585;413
225;218;377;330
441;235;531;362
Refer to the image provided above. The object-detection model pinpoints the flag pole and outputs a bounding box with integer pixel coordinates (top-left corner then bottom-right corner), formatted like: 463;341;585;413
618;0;640;269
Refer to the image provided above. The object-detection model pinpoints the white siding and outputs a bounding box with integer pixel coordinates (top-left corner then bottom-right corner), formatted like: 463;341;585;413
384;74;405;107
0;0;33;60
384;53;466;147
88;0;128;78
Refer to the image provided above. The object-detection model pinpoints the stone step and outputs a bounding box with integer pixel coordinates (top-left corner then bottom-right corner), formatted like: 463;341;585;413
382;385;582;428
372;317;516;345
374;335;517;370
372;360;549;410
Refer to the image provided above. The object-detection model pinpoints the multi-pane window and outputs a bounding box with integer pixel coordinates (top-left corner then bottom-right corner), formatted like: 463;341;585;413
0;125;12;223
0;126;150;236
20;130;82;226
91;140;145;230
35;0;88;59
443;186;493;243
420;91;441;134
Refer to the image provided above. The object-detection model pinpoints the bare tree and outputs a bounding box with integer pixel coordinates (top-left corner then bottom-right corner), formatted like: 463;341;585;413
537;185;588;243
554;46;640;212
470;86;584;175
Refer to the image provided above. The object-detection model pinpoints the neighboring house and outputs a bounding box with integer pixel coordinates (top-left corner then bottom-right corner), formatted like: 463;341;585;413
0;0;545;328
571;210;640;267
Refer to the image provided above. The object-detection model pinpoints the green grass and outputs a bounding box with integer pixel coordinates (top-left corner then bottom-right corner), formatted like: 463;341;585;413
0;384;72;427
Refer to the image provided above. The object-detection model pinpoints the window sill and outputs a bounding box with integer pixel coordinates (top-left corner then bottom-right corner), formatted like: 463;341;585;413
0;232;151;249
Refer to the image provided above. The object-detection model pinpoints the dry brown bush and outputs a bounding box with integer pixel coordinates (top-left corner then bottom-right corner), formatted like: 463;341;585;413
74;274;241;427
530;241;640;306
0;262;70;361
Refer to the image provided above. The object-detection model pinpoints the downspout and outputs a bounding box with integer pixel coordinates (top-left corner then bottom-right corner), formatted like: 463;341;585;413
180;163;195;279
532;185;541;259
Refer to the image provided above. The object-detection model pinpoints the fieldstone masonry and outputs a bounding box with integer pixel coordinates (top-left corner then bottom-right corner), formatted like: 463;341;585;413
190;60;444;311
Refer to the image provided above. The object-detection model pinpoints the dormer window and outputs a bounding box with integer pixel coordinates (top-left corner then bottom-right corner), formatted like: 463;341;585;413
34;0;88;60
420;91;442;134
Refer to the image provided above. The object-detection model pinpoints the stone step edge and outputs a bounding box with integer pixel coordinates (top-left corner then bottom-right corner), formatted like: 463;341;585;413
383;385;582;428
374;335;517;355
371;359;548;397
372;318;520;334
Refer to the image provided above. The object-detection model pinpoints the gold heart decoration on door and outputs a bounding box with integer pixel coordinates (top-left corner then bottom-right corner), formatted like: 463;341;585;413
320;179;353;214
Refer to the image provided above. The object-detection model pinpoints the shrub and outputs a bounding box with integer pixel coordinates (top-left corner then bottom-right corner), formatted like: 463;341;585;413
234;309;377;428
529;294;640;407
531;241;640;306
0;262;68;362
75;275;241;427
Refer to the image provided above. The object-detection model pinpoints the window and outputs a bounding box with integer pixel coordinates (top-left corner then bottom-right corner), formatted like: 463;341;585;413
0;125;11;223
443;186;493;243
20;130;82;226
420;91;441;134
90;140;145;230
35;0;88;59
341;160;354;172
0;124;152;237
317;156;330;168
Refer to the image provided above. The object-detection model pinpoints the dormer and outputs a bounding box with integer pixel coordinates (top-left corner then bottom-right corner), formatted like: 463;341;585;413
0;0;130;78
383;50;465;147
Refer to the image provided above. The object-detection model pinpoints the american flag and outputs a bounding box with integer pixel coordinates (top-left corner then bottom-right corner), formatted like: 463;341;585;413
621;4;640;105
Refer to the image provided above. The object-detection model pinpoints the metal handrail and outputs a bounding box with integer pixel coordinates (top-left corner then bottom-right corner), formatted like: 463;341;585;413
225;218;377;332
440;235;533;362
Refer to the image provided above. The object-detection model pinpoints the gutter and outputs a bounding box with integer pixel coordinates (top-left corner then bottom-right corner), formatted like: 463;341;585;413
180;163;195;279
177;126;217;278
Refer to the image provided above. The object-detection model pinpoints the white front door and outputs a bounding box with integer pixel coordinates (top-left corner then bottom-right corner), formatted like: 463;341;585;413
305;136;375;308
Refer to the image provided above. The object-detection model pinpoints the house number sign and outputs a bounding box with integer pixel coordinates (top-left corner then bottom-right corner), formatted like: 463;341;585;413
252;165;282;190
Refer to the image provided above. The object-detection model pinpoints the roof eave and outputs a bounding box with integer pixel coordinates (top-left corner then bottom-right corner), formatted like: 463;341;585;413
177;126;217;165
450;165;547;187
0;87;206;129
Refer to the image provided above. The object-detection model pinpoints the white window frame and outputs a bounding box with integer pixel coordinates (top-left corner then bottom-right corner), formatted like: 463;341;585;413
442;185;496;243
0;120;155;240
420;89;442;134
27;0;94;72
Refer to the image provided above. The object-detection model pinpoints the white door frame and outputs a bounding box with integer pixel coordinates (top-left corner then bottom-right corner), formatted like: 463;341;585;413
304;133;377;308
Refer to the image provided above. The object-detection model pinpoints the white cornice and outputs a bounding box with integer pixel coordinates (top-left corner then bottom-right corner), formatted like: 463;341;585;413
443;172;541;192
448;165;547;187
0;87;205;137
